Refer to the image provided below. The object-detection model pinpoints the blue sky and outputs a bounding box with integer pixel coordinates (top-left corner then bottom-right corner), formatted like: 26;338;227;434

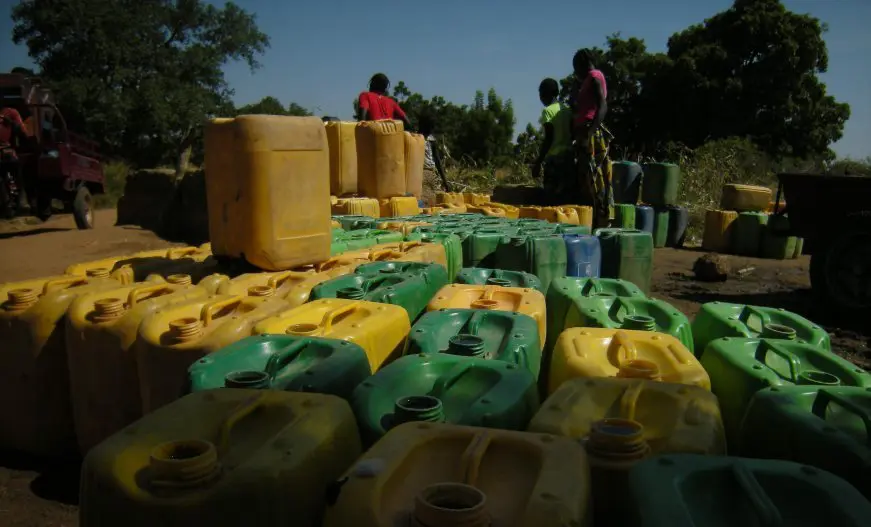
2;0;869;158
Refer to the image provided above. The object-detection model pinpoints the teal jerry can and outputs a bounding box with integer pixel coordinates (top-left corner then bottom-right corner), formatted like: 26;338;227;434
335;215;378;231
567;295;693;354
692;302;831;357
739;385;871;499
462;228;515;268
545;276;647;352
310;261;448;321
595;228;654;294
407;308;542;379
455;267;544;292
187;335;371;400
627;454;871;527
556;223;592;235
700;337;871;445
494;234;567;293
419;232;462;280
351;353;540;445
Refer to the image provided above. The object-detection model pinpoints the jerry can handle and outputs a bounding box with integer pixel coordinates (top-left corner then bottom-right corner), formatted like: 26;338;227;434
399;240;422;251
811;389;871;446
321;303;360;333
459;431;492;487
619;381;646;421
43;276;88;294
431;362;476;398
739;305;770;333
368;249;400;261
466;310;487;335
166;247;199;259
754;341;800;383
267;270;309;289
263;340;309;379
201;295;245;327
127;283;173;306
217;392;269;454
610;330;638;364
730;464;783;526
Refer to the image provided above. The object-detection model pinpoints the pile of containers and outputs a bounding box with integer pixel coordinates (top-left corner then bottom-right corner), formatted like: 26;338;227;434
2;115;868;526
611;161;690;249
703;183;803;258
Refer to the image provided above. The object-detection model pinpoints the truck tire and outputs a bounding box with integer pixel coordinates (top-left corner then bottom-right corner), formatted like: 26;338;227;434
810;212;871;320
73;185;94;229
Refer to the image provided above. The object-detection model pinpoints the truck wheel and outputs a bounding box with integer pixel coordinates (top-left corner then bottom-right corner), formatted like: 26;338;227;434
810;214;871;319
73;186;94;229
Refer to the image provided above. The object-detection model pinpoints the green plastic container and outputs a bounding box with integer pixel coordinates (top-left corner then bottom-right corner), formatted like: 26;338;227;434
545;276;647;353
613;204;636;230
455;268;544;292
342;229;404;251
732;212;768;256
187;335;371;400
652;208;669;248
407;308;542;378
793;237;804;258
419;232;463;280
335;215;378;231
310;262;448;320
761;215;797;259
640;163;681;207
692;302;831;357
567;296;694;353
331;227;345;239
595;228;654;294
330;240;349;256
494;234;567;293
627;454;871;527
555;223;593;235
740;385;871;498
462;228;515;268
701;338;871;444
351;353;540;445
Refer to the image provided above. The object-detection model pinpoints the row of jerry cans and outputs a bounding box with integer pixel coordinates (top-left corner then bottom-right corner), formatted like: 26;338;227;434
612;203;689;248
703;209;803;259
611;161;682;207
78;385;871;526
330;195;421;218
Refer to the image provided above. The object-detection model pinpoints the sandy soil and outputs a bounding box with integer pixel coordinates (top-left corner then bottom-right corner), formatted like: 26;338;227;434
0;212;867;526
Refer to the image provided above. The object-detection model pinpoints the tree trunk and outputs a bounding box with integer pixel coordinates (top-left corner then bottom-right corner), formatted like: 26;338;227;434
174;126;194;181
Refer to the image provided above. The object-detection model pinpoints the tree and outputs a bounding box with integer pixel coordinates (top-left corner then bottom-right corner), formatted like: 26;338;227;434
11;0;270;175
236;96;311;116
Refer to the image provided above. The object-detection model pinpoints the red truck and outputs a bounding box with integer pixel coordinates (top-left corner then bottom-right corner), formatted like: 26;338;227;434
0;73;104;229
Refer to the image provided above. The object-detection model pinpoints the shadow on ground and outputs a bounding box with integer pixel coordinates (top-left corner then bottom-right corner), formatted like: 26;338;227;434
0;227;71;240
0;449;81;505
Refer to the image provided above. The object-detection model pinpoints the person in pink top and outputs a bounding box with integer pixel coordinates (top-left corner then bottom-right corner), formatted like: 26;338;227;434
571;48;611;228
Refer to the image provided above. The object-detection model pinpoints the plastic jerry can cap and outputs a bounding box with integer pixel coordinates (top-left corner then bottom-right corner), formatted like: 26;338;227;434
225;370;271;389
446;334;486;357
413;483;489;527
150;439;220;489
5;288;39;311
394;395;445;426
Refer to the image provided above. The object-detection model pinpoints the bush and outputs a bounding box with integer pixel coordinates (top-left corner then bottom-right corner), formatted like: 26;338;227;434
95;160;131;209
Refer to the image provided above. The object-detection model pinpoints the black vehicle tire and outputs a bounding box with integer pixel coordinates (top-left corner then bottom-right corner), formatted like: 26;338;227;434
73;185;94;229
809;212;871;320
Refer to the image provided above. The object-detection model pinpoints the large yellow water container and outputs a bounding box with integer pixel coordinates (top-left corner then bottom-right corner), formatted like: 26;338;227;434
217;266;352;308
136;294;290;413
379;196;420;217
80;389;361;527
65;247;206;285
549;328;710;395
367;241;448;270
65;278;215;453
332;197;380;217
529;377;726;455
435;191;465;207
377;220;433;237
404;132;425;197
323;422;592;527
439;203;467;214
254;298;410;372
702;209;739;253
563;205;594;228
487;202;520;218
427;284;546;348
720;183;772;212
356;120;406;198
463;192;491;206
0;275;121;455
541;206;580;225
519;206;542;218
204;115;331;271
466;205;507;217
325;121;358;196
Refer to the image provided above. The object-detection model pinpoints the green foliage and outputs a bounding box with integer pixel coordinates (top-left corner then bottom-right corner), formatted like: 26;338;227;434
11;0;269;167
94;160;131;209
236;96;312;116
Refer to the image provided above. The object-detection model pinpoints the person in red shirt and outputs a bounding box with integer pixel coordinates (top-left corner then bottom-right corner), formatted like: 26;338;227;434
357;73;411;128
0;105;30;213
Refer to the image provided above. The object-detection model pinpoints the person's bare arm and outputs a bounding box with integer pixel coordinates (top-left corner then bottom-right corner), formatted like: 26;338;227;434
590;76;608;132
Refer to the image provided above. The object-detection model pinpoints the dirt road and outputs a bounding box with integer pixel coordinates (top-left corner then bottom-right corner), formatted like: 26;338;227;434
0;213;867;526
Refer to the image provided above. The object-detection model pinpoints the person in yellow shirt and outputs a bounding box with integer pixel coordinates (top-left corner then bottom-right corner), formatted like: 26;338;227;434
532;78;574;204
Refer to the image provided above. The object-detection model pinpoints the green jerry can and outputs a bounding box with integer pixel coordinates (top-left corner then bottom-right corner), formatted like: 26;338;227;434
761;214;797;260
739;385;871;499
462;227;516;268
626;454;871;527
565;295;694;354
455;267;544;292
406;308;542;379
330;240;349;255
613;204;636;230
545;276;647;353
419;232;462;280
640;162;681;207
692;302;831;357
732;211;768;256
336;215;378;231
595;228;654;294
310;261;449;321
351;352;540;445
187;334;372;400
556;223;592;235
343;229;404;251
494;234;567;293
652;208;669;248
701;337;871;445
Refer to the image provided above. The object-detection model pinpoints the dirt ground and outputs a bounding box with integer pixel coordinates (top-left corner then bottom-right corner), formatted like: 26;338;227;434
0;210;867;526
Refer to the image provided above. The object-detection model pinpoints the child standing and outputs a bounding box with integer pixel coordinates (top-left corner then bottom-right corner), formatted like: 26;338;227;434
533;78;574;204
